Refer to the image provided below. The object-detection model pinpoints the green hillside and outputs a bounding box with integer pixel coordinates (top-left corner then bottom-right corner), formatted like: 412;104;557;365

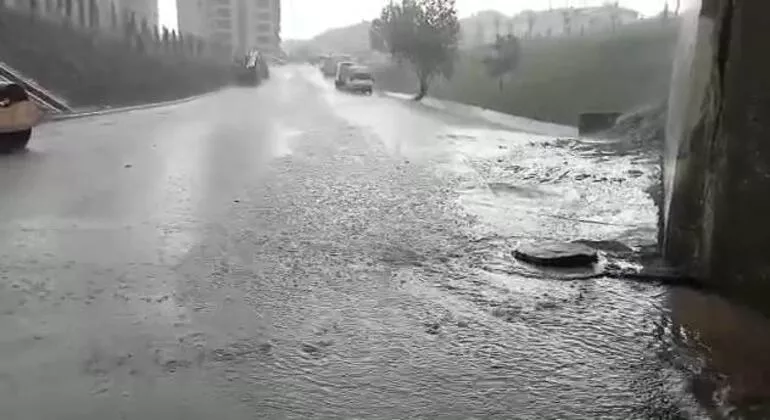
287;21;372;56
373;19;679;126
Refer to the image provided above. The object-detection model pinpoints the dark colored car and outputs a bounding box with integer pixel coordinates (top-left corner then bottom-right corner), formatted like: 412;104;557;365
234;55;261;86
0;83;41;154
234;51;270;86
257;54;270;80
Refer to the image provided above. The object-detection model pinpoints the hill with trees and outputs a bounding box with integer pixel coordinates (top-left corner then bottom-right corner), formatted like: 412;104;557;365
284;7;679;128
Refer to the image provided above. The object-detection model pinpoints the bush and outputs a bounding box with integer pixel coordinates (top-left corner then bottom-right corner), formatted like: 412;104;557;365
0;7;232;108
372;19;679;126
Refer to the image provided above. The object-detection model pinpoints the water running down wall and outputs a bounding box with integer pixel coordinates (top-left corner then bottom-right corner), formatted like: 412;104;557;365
664;0;770;313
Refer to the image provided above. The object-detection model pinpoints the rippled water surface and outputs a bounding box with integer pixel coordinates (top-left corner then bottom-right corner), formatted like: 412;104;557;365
1;66;769;419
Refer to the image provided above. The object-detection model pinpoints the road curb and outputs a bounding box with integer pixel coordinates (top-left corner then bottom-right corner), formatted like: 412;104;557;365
42;89;223;124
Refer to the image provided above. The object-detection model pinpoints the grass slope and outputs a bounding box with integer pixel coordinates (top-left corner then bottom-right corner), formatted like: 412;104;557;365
373;19;679;126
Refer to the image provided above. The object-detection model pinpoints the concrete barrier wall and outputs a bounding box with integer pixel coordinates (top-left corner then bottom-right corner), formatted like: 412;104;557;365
665;0;770;313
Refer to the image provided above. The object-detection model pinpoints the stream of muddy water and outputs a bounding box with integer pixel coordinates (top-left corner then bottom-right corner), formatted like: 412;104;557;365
315;73;770;417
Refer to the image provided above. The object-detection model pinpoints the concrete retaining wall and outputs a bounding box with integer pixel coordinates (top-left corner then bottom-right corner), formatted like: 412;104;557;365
665;0;770;312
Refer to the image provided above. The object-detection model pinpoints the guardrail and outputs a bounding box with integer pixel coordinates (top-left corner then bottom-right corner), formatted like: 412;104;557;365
0;62;71;113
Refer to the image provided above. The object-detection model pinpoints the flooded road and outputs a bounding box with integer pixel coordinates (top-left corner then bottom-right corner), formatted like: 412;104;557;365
0;65;768;419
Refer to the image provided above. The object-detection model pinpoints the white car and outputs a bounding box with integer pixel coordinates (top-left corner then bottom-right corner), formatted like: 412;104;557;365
334;61;356;88
341;66;374;95
0;83;42;154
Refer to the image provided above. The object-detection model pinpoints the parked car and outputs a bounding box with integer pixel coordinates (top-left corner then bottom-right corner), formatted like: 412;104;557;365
338;66;375;95
257;53;270;80
234;54;260;86
0;83;42;154
334;61;357;89
234;51;270;86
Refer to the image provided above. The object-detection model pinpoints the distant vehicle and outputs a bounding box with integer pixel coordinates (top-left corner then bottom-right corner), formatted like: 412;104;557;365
338;66;375;95
321;54;353;78
0;83;42;154
334;61;357;88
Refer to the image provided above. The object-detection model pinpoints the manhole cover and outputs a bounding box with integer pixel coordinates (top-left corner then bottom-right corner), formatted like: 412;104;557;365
514;241;599;268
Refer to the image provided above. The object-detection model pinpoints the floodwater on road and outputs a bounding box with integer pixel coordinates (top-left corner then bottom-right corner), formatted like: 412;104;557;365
1;65;769;419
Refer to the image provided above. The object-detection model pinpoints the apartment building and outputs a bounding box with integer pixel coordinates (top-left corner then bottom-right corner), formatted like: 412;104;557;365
177;0;280;57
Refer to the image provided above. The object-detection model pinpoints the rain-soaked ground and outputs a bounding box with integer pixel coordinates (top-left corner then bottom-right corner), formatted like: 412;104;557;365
1;65;769;419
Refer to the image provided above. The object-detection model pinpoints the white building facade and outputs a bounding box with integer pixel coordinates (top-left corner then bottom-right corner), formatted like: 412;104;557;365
177;0;280;58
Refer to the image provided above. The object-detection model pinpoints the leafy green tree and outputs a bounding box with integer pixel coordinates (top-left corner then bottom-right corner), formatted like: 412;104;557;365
561;10;572;35
526;11;536;38
369;18;387;51
162;26;170;51
77;0;85;27
110;1;117;29
372;0;460;101
89;0;99;28
483;34;521;91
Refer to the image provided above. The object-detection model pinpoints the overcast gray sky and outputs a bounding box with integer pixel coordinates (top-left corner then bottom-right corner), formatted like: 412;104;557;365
159;0;669;40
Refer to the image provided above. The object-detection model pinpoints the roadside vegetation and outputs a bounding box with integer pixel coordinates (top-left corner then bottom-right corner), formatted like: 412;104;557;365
371;18;679;127
0;7;232;108
370;0;460;100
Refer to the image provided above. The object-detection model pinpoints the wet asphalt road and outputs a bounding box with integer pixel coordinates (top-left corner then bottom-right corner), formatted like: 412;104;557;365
0;65;752;419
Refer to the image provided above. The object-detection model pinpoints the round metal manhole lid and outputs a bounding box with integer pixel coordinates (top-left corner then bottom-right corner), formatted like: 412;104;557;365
514;241;599;268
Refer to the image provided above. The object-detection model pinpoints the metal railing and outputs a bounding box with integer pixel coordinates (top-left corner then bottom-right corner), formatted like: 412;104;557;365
0;62;71;113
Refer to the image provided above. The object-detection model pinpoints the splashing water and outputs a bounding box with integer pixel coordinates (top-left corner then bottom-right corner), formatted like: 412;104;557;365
663;0;706;242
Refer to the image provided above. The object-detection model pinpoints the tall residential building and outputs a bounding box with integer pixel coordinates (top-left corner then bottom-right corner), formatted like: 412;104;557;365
177;0;281;58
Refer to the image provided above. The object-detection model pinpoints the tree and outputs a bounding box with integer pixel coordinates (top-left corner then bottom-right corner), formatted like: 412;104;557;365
162;26;170;49
526;11;536;39
76;0;85;27
369;18;387;51
89;0;99;28
609;1;620;32
561;10;572;35
372;0;460;101
483;34;521;91
110;1;117;29
140;17;149;36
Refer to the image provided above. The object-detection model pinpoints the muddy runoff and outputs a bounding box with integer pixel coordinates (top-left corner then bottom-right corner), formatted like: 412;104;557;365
4;74;769;418
174;119;770;418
